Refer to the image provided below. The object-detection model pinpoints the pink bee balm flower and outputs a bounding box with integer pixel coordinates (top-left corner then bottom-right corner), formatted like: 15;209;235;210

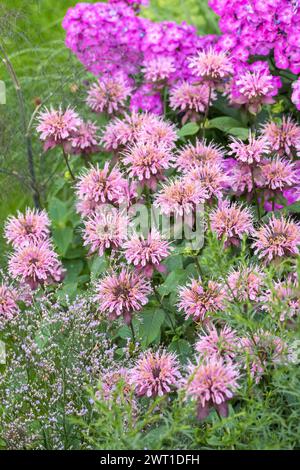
67;120;100;155
102;112;151;151
175;139;225;172
187;162;227;201
142;56;176;84
136;116;178;150
261;279;300;323
36;106;81;151
96;268;152;324
226;161;258;196
240;332;289;384
178;278;226;323
184;356;240;420
4;208;50;248
123;229;171;278
188;48;234;88
0;284;19;322
228;133;268;165
86;74;131;114
210;200;254;247
122;141;174;190
8;240;65;290
259;157;298;191
83;208;129;256
230;63;281;114
195;325;239;361
130;350;181;397
154;177;208;217
227;265;264;302
262;117;300;158
169;81;215;122
75;163;126;217
252;215;300;262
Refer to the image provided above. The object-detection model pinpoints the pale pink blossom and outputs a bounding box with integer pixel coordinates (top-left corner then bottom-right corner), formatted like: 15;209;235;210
252;216;300;262
36;106;81;151
178;278;226;323
175;139;225;172
0;284;19;322
195;325;239;361
184;356;239;420
8;241;65;290
123;229;171;277
96;268;152;324
154;176;208;216
83;208;129;256
4;208;50;248
130;350;181;397
210;200;254;247
86;74;131;114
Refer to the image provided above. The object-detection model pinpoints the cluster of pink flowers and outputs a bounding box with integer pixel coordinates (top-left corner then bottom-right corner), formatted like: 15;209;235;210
5;209;64;291
61;0;300;118
209;0;300;75
62;1;208;114
226;124;300;211
36;106;100;156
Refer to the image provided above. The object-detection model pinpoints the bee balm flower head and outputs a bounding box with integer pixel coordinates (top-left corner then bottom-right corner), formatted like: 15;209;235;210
96;268;152;325
184;356;240;420
130;350;181;397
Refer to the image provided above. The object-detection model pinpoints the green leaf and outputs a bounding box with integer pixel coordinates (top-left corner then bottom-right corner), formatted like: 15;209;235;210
284;201;300;214
208;116;241;132
89;256;107;276
164;254;183;272
228;127;249;140
178;122;199;138
140;309;165;347
158;269;189;297
169;339;192;363
52;226;73;256
48;197;70;227
64;259;84;283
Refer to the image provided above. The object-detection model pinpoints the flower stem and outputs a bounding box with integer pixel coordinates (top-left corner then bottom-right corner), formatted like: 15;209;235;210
129;320;136;343
62;147;75;180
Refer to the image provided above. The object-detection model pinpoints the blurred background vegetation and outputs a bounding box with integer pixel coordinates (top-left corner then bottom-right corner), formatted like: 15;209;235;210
0;0;218;263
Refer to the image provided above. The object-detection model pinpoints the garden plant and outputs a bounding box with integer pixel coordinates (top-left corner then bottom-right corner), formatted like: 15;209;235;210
0;0;300;452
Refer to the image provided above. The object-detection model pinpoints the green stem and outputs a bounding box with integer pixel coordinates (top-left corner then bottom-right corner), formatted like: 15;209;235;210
129;320;136;343
62;147;75;180
250;167;261;220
